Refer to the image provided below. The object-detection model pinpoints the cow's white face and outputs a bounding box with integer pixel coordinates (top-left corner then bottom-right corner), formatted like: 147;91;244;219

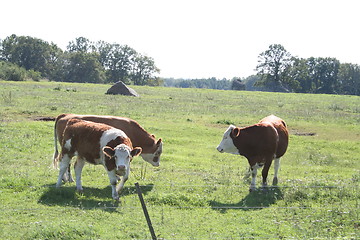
141;139;162;167
216;125;239;155
103;144;142;175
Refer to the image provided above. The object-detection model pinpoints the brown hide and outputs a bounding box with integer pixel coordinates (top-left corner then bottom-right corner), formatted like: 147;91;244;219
61;119;131;171
259;115;289;158
231;123;279;167
55;114;158;154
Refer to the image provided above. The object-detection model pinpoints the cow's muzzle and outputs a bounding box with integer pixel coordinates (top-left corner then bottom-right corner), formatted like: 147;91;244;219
116;165;126;174
216;146;224;153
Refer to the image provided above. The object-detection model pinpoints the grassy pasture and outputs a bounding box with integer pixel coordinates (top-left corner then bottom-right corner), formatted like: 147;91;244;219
0;80;359;239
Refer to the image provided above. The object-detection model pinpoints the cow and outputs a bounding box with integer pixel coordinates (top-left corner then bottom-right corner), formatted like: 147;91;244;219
53;114;163;182
216;115;289;191
54;118;142;200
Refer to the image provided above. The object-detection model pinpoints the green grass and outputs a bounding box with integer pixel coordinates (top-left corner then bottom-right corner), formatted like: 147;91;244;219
0;80;359;239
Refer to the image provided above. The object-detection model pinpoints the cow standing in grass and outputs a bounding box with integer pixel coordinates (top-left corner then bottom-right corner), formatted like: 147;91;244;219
217;115;289;191
54;119;142;200
53;114;163;182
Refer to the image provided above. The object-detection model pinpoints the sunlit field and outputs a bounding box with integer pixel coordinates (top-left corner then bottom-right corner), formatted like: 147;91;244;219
0;80;359;239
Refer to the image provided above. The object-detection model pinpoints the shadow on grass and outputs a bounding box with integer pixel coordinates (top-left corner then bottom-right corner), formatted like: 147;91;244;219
38;184;154;212
209;187;283;213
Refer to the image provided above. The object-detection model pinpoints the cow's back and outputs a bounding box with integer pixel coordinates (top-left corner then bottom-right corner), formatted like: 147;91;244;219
56;114;148;147
259;115;289;158
62;119;111;163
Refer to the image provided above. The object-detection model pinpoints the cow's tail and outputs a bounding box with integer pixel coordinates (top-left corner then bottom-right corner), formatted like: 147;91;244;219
53;116;60;169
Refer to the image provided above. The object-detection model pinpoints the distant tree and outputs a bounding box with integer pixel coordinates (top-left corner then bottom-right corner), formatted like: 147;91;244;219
0;61;27;81
131;54;160;85
94;40;113;67
255;44;293;92
56;51;105;83
312;57;340;94
286;57;312;93
105;44;137;84
338;63;360;95
231;78;245;90
0;34;63;78
67;37;93;53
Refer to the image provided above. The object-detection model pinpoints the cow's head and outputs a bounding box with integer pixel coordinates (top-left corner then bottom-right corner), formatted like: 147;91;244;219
140;138;162;167
216;125;240;155
103;144;142;174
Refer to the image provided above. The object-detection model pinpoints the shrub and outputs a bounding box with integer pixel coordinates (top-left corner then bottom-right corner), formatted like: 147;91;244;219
0;61;27;81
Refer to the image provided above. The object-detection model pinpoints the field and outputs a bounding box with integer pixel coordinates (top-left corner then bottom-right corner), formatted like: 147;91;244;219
0;80;359;239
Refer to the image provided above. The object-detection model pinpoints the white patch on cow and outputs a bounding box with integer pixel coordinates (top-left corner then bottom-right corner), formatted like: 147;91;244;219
113;144;132;174
141;141;162;167
56;153;72;188
250;163;263;191
64;139;72;150
216;125;239;155
100;128;128;148
74;158;86;191
99;128;129;164
273;157;280;185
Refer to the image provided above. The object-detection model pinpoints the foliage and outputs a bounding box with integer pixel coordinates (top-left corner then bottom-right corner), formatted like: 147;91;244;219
55;51;106;83
0;61;41;81
0;61;27;81
0;80;359;239
255;44;294;92
164;77;233;90
0;35;160;85
338;63;360;95
0;34;63;79
255;44;360;95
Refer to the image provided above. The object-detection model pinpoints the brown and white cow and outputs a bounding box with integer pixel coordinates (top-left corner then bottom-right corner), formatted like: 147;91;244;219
216;115;289;191
53;114;162;182
54;119;142;200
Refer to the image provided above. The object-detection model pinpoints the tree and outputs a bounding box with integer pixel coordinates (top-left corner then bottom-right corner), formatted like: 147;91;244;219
0;34;63;78
286;57;312;93
338;63;360;95
55;51;105;83
104;44;137;84
67;37;93;53
312;57;340;94
131;54;160;85
255;44;293;92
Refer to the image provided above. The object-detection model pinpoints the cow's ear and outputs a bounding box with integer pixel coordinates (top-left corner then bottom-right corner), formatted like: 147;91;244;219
231;128;240;138
130;147;142;158
156;138;162;145
151;134;156;138
103;146;115;158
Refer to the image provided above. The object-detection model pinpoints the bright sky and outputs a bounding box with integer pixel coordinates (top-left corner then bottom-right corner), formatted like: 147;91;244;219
1;0;359;79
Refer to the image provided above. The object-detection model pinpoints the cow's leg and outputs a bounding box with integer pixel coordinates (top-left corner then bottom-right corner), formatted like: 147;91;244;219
250;163;262;192
74;158;86;192
62;164;74;183
116;168;130;193
261;157;273;190
56;154;71;188
272;158;280;185
106;170;119;200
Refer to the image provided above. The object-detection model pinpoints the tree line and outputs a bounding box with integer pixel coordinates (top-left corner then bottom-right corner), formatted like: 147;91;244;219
164;45;360;96
0;34;160;85
255;44;360;95
1;35;359;96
